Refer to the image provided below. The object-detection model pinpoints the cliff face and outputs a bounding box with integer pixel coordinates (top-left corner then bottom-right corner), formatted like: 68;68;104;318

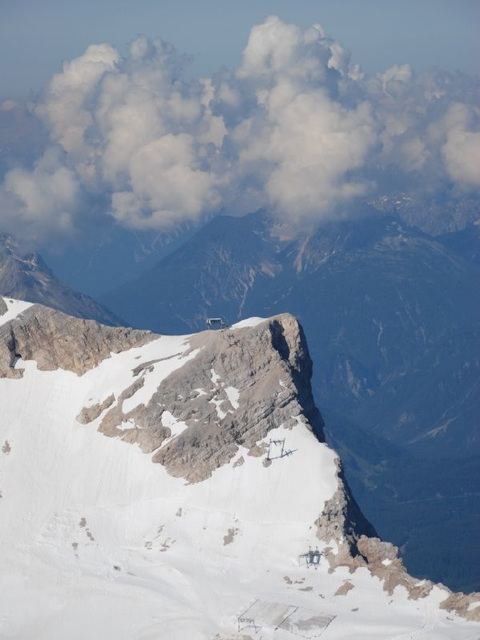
82;314;330;484
0;300;361;540
0;297;479;638
1;301;326;483
0;302;152;378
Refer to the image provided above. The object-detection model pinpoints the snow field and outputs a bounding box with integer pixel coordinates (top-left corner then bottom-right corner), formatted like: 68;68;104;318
0;297;32;327
0;329;479;638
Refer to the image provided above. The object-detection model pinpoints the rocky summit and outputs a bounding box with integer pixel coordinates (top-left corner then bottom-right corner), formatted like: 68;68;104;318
0;297;479;639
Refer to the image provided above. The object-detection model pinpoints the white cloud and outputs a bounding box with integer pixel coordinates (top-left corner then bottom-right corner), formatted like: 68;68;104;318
230;86;376;221
0;148;80;241
36;44;120;156
4;36;222;237
112;133;219;228
440;103;480;188
219;18;377;222
379;64;412;96
1;17;480;243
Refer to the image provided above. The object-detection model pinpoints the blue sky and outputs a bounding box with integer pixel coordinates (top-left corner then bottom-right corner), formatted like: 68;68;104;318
1;0;479;101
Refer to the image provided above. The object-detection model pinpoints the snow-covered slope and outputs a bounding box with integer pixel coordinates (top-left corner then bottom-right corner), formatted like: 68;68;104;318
0;298;479;639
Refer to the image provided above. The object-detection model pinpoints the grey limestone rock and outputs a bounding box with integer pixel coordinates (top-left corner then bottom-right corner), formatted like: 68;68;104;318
0;302;153;378
77;394;115;424
4;300;479;617
85;313;326;483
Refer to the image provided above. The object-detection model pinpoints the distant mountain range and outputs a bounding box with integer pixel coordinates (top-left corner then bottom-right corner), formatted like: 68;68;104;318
0;235;121;325
439;222;480;267
368;192;480;236
2;193;478;592
101;211;480;458
44;221;198;298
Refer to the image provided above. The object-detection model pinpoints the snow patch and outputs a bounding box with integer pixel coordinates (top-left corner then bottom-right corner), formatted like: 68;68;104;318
161;410;189;439
210;368;221;385
0;298;33;327
232;317;267;329
117;418;135;432
209;396;227;420
224;386;240;410
78;336;196;417
122;343;200;413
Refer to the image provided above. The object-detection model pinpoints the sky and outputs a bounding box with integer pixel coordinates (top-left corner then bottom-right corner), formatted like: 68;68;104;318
0;0;479;246
1;0;479;102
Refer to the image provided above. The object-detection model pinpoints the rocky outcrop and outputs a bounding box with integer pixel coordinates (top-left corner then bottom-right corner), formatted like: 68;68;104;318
152;315;325;482
3;303;325;486
78;314;326;483
76;394;115;424
0;303;153;377
315;457;377;555
316;528;480;620
440;592;480;622
4;300;479;622
357;537;480;620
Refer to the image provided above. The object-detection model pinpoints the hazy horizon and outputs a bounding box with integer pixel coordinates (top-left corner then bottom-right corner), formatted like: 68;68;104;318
1;0;479;103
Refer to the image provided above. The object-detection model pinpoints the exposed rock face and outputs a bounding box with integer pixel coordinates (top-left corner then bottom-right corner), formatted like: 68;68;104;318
0;235;122;325
369;192;480;236
315;459;377;552
440;592;480;622
316;530;480;621
76;394;115;424
356;537;435;599
153;316;323;482
78;314;328;483
3;300;479;622
0;302;153;377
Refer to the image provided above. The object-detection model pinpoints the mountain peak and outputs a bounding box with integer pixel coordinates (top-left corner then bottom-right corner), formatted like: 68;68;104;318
1;300;479;636
0;235;122;326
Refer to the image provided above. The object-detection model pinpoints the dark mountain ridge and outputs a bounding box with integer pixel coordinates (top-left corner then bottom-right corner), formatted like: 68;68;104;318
0;234;121;326
102;212;480;457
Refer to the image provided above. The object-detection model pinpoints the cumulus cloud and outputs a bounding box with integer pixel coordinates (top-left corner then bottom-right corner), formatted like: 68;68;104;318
216;16;378;222
0;148;80;242
36;36;221;228
441;103;480;188
111;132;220;228
36;43;120;157
1;16;480;242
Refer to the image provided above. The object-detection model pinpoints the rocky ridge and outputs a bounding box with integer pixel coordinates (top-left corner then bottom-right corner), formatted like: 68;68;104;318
72;314;331;480
0;300;152;378
1;297;480;623
0;235;121;325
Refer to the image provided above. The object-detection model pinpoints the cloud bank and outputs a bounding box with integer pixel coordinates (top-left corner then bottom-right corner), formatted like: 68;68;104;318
1;16;479;242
